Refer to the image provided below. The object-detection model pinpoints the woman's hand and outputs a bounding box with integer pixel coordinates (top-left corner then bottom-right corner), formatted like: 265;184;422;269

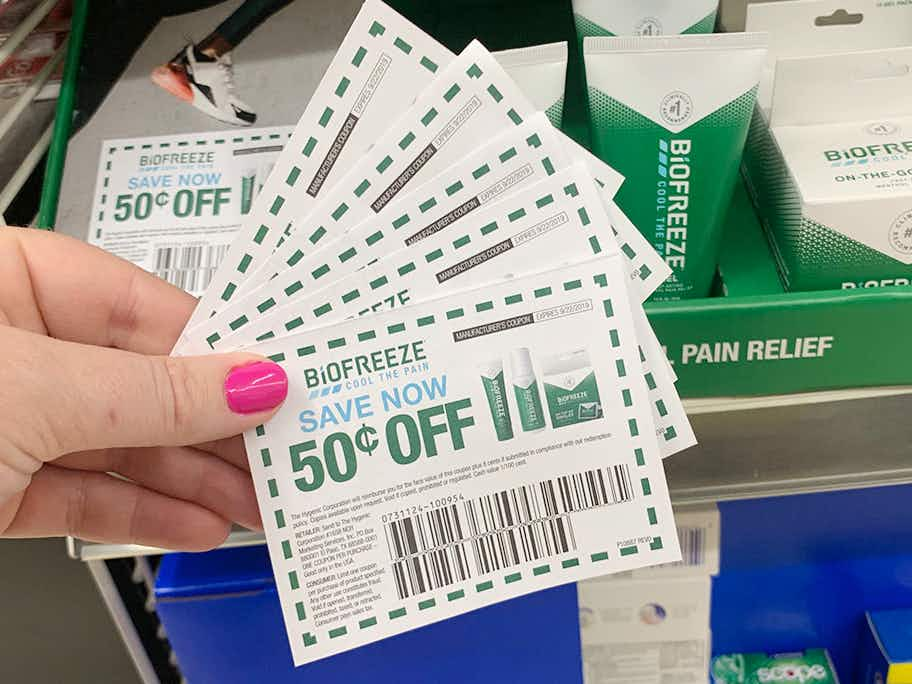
0;228;287;551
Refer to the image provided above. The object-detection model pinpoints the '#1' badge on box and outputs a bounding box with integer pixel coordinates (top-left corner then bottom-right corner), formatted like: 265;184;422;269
243;255;679;665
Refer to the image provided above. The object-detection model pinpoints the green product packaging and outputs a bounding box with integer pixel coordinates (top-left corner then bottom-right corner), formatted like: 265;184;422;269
509;348;546;432
541;349;602;429
711;649;840;684
583;33;766;300
572;0;719;38
478;359;514;441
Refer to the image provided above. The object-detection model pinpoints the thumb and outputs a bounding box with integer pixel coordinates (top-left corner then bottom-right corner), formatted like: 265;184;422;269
5;328;288;460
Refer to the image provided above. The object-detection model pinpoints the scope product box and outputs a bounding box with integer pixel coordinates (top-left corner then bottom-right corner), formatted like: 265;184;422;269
711;649;839;684
857;610;912;684
746;47;912;291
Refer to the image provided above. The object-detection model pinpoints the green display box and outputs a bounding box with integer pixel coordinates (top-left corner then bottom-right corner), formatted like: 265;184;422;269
646;177;912;398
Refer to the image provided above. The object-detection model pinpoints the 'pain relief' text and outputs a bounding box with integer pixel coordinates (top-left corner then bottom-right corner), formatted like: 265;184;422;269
674;336;834;365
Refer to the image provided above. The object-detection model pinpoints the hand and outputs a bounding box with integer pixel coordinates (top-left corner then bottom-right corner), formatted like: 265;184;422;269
0;228;288;551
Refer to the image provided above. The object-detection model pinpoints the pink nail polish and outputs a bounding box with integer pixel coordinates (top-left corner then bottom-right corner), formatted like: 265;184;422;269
225;361;288;414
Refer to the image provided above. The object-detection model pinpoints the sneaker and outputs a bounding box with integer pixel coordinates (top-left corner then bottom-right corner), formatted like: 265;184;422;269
151;45;256;126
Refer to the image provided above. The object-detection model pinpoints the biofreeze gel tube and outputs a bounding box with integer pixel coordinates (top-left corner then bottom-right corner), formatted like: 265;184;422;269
177;0;454;345
584;33;765;300
573;0;718;38
479;359;514;440
494;42;568;128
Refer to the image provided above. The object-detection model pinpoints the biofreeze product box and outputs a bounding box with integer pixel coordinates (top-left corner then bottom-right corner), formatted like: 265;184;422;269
711;649;840;684
741;0;912;291
751;47;912;291
242;256;680;664
857;610;912;684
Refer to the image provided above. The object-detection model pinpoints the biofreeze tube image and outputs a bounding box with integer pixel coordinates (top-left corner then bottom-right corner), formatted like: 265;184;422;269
479;358;514;440
584;33;765;299
177;0;454;345
242;256;680;665
572;0;719;38
494;42;568;127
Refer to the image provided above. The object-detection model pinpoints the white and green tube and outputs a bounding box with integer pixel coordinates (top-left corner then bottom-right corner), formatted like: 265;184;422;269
478;359;514;441
494;42;567;128
510;348;546;432
572;0;719;38
584;33;766;299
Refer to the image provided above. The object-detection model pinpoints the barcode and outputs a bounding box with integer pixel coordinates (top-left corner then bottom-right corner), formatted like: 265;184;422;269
674;526;706;567
152;244;229;294
384;465;632;599
385;504;467;559
390;545;473;599
465;464;634;535
471;516;575;574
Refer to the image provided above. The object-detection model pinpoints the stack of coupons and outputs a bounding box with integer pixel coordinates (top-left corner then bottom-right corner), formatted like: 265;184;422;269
172;0;696;666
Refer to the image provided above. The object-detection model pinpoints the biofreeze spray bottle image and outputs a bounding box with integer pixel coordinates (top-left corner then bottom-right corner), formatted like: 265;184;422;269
584;34;766;299
510;348;546;432
479;359;514;441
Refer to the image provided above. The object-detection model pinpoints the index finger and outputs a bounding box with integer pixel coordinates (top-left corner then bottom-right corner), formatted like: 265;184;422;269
0;228;196;354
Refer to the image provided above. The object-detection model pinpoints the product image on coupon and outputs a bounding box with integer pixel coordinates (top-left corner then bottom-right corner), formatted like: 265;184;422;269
542;349;603;428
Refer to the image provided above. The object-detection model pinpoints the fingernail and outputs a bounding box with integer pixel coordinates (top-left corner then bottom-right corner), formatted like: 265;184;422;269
225;361;288;414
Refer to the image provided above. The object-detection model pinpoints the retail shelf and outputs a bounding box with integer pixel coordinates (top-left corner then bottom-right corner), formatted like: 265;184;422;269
68;386;912;561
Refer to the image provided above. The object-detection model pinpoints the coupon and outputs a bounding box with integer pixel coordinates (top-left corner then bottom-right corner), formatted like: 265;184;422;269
87;126;292;297
242;255;680;665
179;0;454;336
185;112;570;350
202;164;694;457
235;39;536;299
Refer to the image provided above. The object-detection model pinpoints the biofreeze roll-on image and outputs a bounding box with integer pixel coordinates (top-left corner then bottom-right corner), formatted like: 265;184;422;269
243;256;680;665
176;0;454;347
584;33;766;299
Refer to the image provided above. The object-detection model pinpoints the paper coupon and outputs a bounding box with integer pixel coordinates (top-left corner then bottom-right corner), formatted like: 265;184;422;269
184;112;568;351
243;255;679;665
178;0;454;338
232;40;534;300
206;164;693;458
87;127;291;297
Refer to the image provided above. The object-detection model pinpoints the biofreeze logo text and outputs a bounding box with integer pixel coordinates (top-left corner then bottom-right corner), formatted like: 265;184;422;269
657;139;692;271
756;664;828;683
303;341;426;388
824;141;912;161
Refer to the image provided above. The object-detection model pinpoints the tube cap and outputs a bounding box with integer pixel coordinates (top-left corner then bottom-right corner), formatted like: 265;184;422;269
510;347;536;379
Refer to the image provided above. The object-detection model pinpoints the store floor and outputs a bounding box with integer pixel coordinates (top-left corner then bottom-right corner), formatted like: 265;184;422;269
0;539;139;683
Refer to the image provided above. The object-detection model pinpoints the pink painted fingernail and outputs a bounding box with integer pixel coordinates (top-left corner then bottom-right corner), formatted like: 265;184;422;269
225;361;288;414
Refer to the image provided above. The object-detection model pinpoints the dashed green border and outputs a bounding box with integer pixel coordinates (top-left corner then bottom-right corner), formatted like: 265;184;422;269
227;180;588;345
259;55;529;299
200;129;560;348
205;11;448;310
92;130;292;241
250;267;666;648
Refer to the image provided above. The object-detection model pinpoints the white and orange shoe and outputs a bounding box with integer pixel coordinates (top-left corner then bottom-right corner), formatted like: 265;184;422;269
151;45;256;126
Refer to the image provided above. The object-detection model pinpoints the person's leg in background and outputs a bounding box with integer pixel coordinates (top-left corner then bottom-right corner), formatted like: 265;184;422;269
151;0;295;126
